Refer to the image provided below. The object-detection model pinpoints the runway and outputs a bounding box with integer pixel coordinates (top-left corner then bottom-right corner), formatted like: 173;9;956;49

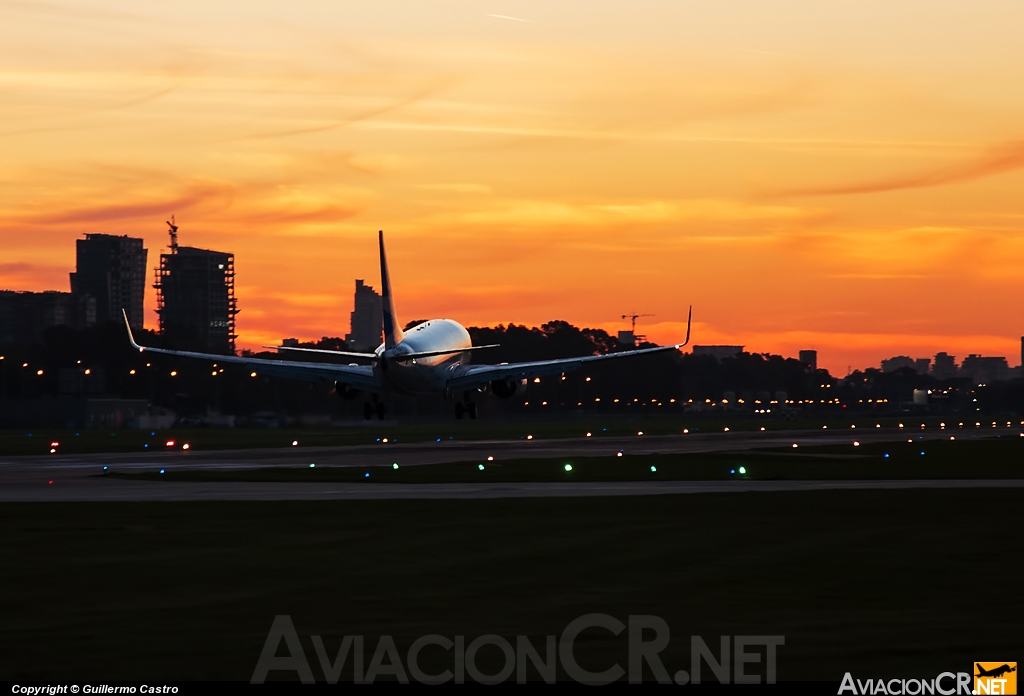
2;426;1018;501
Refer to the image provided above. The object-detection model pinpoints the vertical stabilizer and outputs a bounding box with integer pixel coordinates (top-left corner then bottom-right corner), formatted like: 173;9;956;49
378;230;404;349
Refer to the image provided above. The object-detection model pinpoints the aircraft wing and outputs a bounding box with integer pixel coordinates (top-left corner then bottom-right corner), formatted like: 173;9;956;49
446;307;691;392
123;312;379;392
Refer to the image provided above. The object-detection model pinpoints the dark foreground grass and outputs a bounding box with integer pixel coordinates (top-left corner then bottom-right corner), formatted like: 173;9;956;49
111;436;1024;483
1;490;1021;682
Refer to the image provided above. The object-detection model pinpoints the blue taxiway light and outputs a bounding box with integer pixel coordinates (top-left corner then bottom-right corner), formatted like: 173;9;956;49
364;472;370;478
103;466;108;471
884;453;890;458
730;469;735;474
159;468;165;474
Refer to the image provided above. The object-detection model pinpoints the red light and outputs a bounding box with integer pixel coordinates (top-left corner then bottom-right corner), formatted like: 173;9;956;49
48;480;53;485
166;440;175;447
50;441;59;447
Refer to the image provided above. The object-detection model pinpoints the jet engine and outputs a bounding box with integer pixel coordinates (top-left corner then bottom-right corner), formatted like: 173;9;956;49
334;381;360;399
490;378;527;399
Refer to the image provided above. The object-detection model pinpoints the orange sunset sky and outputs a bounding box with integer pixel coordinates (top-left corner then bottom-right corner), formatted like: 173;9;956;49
2;1;1023;374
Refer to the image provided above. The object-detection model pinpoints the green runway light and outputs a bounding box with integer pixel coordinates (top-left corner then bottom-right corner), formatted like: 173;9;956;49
564;464;573;472
738;466;746;475
650;466;657;472
478;464;485;471
392;462;399;469
309;463;315;468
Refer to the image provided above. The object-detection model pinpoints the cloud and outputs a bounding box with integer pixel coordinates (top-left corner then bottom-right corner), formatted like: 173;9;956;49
6;181;237;227
780;140;1024;196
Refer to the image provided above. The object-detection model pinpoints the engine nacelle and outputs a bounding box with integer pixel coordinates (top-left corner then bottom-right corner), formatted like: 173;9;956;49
490;378;526;399
334;381;361;399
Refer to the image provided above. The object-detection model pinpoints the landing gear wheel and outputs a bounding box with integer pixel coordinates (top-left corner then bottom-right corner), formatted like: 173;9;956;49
363;403;373;420
376;402;386;420
455;402;465;420
468;402;477;419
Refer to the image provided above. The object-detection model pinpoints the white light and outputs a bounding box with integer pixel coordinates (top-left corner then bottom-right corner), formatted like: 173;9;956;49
292;440;298;446
586;432;592;437
487;456;494;461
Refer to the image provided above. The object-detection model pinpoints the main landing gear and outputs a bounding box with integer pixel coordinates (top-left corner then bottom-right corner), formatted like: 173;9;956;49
364;400;386;420
454;401;477;420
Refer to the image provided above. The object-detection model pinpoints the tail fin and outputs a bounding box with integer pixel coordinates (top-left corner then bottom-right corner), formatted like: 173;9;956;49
379;230;404;349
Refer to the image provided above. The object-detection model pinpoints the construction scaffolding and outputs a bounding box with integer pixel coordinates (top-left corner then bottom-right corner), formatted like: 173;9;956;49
153;220;238;354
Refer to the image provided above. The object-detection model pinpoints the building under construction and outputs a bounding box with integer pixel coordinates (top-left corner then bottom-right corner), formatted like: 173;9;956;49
154;219;238;354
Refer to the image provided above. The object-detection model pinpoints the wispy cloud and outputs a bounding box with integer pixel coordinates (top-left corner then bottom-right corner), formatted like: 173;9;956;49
487;13;531;23
779;140;1024;196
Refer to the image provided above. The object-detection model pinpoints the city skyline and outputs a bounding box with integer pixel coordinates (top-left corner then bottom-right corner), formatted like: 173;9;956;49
2;2;1023;373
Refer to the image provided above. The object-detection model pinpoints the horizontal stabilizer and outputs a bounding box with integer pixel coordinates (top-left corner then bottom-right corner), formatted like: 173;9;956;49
262;345;378;359
394;344;500;362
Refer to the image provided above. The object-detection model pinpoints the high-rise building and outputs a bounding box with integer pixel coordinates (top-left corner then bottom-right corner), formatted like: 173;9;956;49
69;234;148;331
154;227;237;354
346;279;383;351
959;355;1010;385
0;290;82;344
798;350;817;371
931;352;958;380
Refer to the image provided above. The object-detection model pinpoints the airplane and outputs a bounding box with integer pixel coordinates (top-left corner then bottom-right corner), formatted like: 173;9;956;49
975;664;1016;679
124;230;692;420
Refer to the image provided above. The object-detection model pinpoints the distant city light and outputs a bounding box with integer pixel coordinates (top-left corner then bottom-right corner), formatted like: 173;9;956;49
83;369;91;375
129;369;136;375
170;371;177;377
36;369;43;376
250;371;257;377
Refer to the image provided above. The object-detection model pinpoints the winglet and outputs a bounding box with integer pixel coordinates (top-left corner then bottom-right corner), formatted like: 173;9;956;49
123;309;143;352
678;305;692;349
379;230;405;349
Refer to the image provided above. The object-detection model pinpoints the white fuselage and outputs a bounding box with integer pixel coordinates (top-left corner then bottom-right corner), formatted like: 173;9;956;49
373;319;472;394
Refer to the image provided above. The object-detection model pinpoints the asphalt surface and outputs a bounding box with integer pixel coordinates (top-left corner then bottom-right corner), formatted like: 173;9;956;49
2;425;1019;501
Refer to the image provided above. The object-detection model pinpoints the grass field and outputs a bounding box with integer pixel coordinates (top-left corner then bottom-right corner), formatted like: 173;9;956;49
1;414;999;456
110;436;1024;483
1;489;1021;682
